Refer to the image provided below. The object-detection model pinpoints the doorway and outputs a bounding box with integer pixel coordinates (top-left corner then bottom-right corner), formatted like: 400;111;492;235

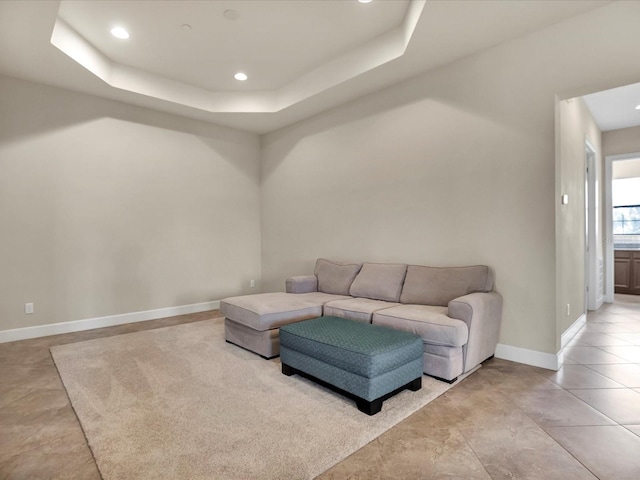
604;153;640;301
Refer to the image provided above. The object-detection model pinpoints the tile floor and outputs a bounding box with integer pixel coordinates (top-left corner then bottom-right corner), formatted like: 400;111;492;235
321;294;640;479
1;296;639;479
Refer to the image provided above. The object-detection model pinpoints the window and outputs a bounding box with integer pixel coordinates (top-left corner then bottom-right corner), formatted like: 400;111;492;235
613;205;640;234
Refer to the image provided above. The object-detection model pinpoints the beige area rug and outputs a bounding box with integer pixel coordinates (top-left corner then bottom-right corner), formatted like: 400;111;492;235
51;317;452;480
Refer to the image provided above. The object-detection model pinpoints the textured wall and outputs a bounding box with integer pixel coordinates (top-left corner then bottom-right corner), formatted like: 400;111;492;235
0;75;262;331
556;97;602;340
261;2;640;356
603;126;640;159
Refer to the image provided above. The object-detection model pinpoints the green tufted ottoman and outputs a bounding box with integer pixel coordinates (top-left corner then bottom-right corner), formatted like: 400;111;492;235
279;316;423;415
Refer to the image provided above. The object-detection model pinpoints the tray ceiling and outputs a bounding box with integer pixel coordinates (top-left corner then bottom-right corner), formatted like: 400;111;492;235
0;0;614;133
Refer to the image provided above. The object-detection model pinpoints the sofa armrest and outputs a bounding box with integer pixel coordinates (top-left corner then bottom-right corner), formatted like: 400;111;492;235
286;275;318;293
448;292;503;373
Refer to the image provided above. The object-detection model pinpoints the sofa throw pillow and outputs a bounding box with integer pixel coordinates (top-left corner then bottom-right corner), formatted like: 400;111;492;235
400;265;493;306
349;263;408;302
314;259;362;295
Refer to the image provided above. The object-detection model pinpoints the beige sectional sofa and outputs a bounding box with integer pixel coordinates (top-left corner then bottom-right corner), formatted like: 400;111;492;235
221;259;503;382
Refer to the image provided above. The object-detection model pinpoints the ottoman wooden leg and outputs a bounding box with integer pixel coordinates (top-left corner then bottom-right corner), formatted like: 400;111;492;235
356;397;383;416
409;377;422;391
282;363;295;376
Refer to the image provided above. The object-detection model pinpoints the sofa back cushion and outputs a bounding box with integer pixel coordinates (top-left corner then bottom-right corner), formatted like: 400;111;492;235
314;258;362;295
349;263;408;302
400;265;494;306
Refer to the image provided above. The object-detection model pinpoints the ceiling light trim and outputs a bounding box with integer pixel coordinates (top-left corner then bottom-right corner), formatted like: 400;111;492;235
274;0;425;109
110;64;277;112
51;18;277;112
51;18;112;83
50;0;426;114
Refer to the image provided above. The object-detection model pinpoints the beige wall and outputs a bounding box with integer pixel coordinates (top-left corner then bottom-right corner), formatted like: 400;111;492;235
603;126;640;158
556;97;602;339
613;158;640;180
0;75;262;331
3;2;640;360
262;2;640;356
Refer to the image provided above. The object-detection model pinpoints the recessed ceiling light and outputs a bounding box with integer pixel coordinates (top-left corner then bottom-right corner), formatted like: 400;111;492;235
234;72;248;81
636;104;640;110
110;27;129;39
181;24;192;31
358;0;373;3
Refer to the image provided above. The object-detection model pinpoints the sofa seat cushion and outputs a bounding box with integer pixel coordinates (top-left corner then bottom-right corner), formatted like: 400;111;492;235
372;305;469;348
324;298;400;323
220;292;348;331
293;292;352;304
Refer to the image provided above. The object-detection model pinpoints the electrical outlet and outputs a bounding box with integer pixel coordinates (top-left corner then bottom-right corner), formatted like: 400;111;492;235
25;302;34;314
250;279;256;288
566;303;570;316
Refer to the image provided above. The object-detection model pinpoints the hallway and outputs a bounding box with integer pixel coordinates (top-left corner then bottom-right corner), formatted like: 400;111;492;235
541;294;640;478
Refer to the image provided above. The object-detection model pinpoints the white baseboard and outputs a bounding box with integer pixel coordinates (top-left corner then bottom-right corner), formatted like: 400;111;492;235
595;295;604;311
495;313;587;371
495;343;560;371
0;300;220;344
561;313;587;349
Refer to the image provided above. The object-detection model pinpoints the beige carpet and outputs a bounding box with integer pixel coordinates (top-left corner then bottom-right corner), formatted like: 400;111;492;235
51;317;452;480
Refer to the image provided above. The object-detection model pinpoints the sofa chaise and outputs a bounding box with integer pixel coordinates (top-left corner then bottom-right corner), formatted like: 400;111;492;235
221;259;503;382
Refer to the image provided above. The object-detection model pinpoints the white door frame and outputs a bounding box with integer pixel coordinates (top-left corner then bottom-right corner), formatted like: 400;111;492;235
585;139;601;310
604;151;640;303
